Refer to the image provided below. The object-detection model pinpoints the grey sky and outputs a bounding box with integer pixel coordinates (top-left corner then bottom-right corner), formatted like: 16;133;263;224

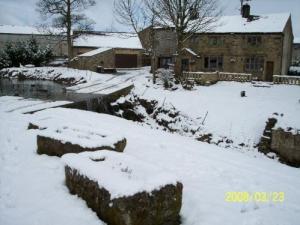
0;0;299;37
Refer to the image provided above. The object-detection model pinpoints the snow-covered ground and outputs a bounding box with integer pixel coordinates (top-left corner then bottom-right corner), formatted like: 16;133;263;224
0;102;300;225
1;67;300;225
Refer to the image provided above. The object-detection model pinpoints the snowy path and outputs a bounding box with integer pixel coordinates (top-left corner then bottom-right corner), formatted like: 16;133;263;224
1;102;300;225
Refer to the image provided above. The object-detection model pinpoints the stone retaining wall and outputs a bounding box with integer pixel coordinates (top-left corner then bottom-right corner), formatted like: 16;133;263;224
65;166;182;225
37;135;126;157
271;129;300;167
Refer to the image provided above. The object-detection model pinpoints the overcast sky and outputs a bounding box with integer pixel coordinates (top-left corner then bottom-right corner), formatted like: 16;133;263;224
0;0;299;37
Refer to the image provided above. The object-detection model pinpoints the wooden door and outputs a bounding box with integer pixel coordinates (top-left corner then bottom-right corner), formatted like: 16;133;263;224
266;61;274;81
115;54;138;68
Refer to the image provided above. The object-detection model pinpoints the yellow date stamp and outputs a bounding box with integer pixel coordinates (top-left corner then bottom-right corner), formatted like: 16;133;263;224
225;192;284;203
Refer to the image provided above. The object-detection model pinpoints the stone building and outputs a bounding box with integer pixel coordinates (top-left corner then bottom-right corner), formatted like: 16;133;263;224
139;8;294;81
0;25;68;57
292;38;300;65
70;32;147;71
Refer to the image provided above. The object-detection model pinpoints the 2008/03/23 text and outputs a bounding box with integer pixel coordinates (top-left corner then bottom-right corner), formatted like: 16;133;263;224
225;192;284;203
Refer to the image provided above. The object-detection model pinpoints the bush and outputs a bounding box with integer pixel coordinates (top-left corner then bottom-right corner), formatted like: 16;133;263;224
0;38;53;69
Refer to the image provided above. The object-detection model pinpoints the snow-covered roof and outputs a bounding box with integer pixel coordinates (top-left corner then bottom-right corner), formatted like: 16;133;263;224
79;47;111;57
154;13;290;34
209;13;290;33
73;32;142;49
183;48;199;57
0;24;63;35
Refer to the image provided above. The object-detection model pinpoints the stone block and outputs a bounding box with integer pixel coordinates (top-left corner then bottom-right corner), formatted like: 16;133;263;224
36;127;126;157
62;151;183;225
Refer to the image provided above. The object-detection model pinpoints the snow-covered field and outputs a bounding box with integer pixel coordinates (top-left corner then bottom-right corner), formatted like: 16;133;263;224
1;67;300;225
0;101;300;225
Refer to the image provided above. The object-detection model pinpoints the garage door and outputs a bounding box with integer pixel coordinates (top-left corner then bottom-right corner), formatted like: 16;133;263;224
115;54;138;68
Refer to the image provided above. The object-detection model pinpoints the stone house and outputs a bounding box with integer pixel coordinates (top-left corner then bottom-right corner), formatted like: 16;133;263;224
0;25;68;57
70;32;147;71
139;8;294;81
292;38;300;65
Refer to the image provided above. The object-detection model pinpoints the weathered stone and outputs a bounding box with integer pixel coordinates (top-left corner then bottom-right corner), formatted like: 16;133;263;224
258;117;277;154
122;109;143;122
65;166;182;225
37;135;126;157
271;128;300;167
27;123;40;130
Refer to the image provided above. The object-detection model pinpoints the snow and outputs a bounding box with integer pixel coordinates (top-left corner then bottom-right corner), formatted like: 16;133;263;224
0;67;114;85
78;47;111;57
208;13;290;33
62;150;179;199
183;48;198;56
130;76;300;149
1;102;300;225
274;113;300;135
0;96;71;114
0;24;63;35
1;67;300;225
37;125;125;149
73;32;142;49
289;66;300;73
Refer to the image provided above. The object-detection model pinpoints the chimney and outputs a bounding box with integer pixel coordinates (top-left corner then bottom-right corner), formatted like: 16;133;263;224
242;3;251;18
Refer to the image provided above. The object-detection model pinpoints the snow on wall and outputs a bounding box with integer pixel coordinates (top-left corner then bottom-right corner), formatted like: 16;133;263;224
62;150;179;199
0;24;63;35
73;32;142;49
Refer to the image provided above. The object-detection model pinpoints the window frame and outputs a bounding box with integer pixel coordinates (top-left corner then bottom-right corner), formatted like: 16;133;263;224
245;56;264;72
204;56;223;70
247;36;262;46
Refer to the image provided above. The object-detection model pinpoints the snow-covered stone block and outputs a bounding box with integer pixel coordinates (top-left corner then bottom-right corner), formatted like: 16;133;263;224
37;127;126;157
62;151;183;225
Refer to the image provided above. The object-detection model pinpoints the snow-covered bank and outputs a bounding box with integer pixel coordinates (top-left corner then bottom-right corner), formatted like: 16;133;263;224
129;74;300;150
0;67;114;85
1;102;300;225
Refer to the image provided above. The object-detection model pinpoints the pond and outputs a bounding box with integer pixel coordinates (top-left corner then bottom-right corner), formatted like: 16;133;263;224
0;78;103;102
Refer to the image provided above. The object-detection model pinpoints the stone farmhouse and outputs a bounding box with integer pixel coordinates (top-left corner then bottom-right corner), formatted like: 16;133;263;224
139;7;294;81
69;32;148;72
0;25;68;57
292;38;300;65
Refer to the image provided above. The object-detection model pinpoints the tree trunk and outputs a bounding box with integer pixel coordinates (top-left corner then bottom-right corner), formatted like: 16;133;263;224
174;36;183;79
67;0;73;61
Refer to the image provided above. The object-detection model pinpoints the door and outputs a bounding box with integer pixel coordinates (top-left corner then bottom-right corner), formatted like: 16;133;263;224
115;54;138;68
266;61;274;81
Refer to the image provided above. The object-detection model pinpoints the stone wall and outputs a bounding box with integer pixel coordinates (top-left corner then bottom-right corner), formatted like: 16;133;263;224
281;16;294;74
65;166;182;225
258;117;300;167
0;33;68;57
69;48;143;72
72;46;98;56
271;129;300;167
140;26;293;80
292;43;300;65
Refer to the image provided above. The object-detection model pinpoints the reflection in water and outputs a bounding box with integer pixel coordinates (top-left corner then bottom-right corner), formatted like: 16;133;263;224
0;78;103;102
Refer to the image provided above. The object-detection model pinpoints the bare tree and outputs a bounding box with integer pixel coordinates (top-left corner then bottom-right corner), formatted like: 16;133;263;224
151;0;221;77
114;0;158;82
36;0;96;60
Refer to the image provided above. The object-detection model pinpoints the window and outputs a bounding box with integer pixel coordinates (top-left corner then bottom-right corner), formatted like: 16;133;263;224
190;35;199;44
247;36;262;46
159;57;173;68
208;37;223;46
245;56;264;72
204;56;223;70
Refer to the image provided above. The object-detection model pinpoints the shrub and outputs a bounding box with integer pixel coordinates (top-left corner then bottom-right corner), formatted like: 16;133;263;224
0;38;53;69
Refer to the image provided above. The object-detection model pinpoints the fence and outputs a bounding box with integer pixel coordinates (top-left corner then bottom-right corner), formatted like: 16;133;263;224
273;75;300;85
182;71;252;84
